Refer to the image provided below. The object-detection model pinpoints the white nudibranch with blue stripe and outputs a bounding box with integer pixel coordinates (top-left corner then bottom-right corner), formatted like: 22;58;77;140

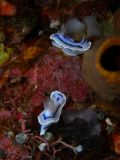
38;91;66;135
50;33;91;56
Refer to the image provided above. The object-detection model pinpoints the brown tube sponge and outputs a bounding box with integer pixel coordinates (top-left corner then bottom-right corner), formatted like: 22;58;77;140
82;36;120;103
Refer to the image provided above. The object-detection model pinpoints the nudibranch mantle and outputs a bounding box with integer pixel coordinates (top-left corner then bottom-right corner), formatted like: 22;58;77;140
38;91;66;135
50;33;91;56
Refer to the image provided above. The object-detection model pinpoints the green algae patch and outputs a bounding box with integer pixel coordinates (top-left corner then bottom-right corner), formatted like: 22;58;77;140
0;43;13;66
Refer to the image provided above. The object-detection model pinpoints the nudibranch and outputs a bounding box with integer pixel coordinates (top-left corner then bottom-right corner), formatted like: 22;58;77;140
50;18;91;56
38;91;66;135
50;33;91;56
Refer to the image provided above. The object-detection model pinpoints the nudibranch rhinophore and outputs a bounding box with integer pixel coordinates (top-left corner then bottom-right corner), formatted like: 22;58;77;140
62;18;87;39
38;91;66;135
50;33;91;56
83;15;101;38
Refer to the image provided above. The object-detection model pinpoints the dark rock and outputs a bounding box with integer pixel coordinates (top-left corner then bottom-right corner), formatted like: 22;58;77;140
0;148;7;159
51;108;104;151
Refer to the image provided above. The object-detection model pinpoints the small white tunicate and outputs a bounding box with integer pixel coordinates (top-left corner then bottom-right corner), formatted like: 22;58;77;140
74;145;83;153
15;133;27;144
38;30;44;36
50;19;60;29
105;118;113;126
43;132;54;141
38;143;47;152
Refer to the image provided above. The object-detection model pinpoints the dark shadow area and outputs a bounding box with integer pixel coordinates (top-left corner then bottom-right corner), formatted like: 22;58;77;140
100;45;120;71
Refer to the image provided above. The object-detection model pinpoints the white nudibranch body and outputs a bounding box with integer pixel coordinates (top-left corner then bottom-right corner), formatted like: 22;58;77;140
38;91;66;135
50;33;91;56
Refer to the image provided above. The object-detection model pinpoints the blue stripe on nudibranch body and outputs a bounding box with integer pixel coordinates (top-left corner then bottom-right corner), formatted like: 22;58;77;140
58;93;63;97
57;97;60;101
50;33;83;48
50;33;91;52
43;104;61;120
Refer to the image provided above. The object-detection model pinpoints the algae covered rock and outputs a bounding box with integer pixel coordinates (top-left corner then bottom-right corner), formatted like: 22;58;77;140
1;7;41;44
0;43;13;65
101;18;117;37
